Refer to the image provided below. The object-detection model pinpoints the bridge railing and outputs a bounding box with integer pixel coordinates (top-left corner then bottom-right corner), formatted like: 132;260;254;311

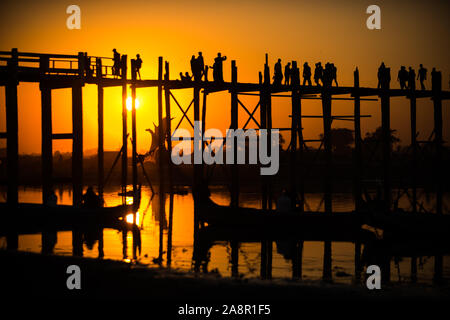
0;49;82;76
1;49;127;80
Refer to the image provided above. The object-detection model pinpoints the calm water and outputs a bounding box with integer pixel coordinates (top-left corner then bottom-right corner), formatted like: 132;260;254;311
1;186;449;284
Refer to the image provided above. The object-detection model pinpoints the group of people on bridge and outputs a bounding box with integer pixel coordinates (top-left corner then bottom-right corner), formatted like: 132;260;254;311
181;52;227;83
378;63;432;91
272;59;338;87
112;49;142;79
85;50;437;92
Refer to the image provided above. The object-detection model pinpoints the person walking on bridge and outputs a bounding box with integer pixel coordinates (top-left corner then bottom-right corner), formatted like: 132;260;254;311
303;62;312;86
135;54;143;80
212;52;227;83
273;59;283;86
284;62;291;86
417;64;427;90
314;62;323;86
112;49;121;78
397;66;409;90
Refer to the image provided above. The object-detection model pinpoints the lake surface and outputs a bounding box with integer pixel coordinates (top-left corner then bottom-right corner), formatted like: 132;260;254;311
1;186;449;285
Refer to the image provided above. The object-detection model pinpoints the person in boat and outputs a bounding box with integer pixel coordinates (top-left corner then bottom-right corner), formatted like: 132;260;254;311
46;189;58;207
276;189;292;213
82;186;101;208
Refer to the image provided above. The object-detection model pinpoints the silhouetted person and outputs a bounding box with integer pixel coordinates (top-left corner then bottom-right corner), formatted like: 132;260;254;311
276;189;291;213
291;62;300;86
417;64;427;90
135;54;142;80
302;62;312;86
377;62;386;88
397;66;408;90
331;63;338;87
284;62;291;86
431;67;439;90
408;67;415;90
190;55;199;81
113;49;121;78
314;62;323;86
212;53;227;83
84;52;93;78
180;72;192;82
82;186;101;208
197;52;205;80
46;189;57;207
323;62;333;87
273;59;283;86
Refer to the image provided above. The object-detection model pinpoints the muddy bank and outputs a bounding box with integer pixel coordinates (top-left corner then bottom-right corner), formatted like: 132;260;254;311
0;250;448;302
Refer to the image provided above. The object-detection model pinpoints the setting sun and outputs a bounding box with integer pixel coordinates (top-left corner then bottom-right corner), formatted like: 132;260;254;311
126;96;140;111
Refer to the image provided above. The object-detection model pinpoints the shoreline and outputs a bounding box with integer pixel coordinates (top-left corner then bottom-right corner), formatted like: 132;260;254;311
1;250;448;301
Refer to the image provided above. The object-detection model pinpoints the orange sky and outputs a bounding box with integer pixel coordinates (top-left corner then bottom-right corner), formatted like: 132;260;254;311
0;0;449;154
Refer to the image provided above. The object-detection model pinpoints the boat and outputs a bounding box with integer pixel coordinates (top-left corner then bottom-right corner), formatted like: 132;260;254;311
197;189;450;243
0;203;135;235
197;190;370;241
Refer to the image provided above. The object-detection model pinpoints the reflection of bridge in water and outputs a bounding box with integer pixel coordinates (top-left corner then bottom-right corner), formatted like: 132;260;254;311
1;49;449;283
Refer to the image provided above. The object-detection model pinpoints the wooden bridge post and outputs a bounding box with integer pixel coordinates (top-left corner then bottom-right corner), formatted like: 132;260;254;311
6;48;19;206
164;62;173;191
121;55;128;204
380;67;391;282
231;60;239;207
164;62;174;265
432;70;443;283
263;55;273;279
353;68;363;210
409;72;417;214
380;68;391;212
5;48;19;250
258;71;268;279
321;81;333;281
432;70;443;216
408;70;418;281
40;78;52;205
131;59;138;204
96;58;104;202
259;72;267;211
157;57;165;261
72;82;83;206
353;68;363;279
290;61;299;208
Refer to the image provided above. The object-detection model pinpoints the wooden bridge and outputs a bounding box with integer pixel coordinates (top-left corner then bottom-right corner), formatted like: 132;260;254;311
1;48;449;281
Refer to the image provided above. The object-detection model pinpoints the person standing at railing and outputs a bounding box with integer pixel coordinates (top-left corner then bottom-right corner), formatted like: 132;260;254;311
84;52;93;78
135;54;142;80
113;48;121;78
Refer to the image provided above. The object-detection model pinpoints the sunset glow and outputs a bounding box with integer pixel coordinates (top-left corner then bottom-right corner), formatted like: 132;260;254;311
126;96;140;111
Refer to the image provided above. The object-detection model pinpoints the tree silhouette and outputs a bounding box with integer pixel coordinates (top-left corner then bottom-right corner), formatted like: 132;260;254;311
320;128;354;154
364;126;400;151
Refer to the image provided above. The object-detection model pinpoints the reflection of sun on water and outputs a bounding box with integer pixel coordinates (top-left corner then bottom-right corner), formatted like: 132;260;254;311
126;97;140;111
126;211;140;225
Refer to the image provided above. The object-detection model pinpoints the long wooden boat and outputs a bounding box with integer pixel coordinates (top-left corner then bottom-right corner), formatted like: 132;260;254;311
197;195;370;241
197;194;450;242
0;203;135;235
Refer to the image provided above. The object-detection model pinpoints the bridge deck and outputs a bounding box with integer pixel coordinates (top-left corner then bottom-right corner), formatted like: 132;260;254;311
1;66;449;99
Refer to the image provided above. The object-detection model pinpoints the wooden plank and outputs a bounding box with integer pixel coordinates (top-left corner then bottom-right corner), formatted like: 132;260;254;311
51;133;73;140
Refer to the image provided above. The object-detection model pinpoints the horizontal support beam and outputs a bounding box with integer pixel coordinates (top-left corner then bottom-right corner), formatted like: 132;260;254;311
289;115;371;118
52;133;73;140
